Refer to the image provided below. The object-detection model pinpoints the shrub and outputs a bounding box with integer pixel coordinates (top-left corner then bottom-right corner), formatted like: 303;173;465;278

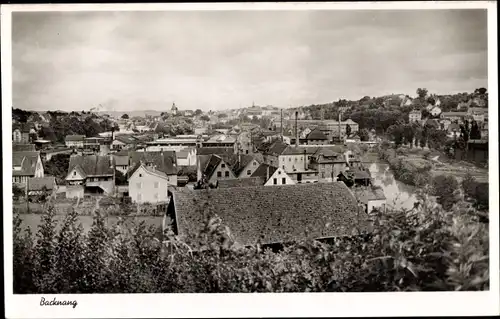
13;195;489;293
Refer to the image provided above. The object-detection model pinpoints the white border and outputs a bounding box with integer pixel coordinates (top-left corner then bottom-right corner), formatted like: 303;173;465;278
2;2;499;318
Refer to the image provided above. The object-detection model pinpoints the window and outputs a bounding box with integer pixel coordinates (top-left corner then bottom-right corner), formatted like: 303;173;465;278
294;158;297;162
154;182;159;189
136;182;142;189
278;170;281;175
321;172;325;178
247;170;251;175
253;161;257;166
288;158;291;162
246;150;249;154
139;174;142;177
282;178;286;184
225;171;230;177
221;163;225;168
273;178;277;185
73;171;76;176
137;194;142;201
217;171;222;178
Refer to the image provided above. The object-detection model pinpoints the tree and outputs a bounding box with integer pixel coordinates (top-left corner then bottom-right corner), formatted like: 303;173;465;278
474;88;487;95
217;113;228;119
358;129;369;142
194;109;203;116
13;184;25;200
469;121;481;140
200;115;210;122
432;175;460;210
115;170;128;186
345;124;352;137
416;88;428;99
121;114;129;119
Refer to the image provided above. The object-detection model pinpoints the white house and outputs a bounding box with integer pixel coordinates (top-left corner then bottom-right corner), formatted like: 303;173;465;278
251;163;295;186
176;148;197;167
128;164;171;204
354;187;387;214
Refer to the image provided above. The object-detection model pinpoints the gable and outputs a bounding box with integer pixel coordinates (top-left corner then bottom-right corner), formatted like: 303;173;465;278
66;166;85;180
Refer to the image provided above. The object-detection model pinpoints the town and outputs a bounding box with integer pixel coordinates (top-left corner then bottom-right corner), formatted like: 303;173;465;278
13;88;489;235
9;7;492;297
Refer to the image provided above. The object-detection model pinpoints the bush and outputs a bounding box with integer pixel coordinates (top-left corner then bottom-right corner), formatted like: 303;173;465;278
13;197;489;293
431;175;461;211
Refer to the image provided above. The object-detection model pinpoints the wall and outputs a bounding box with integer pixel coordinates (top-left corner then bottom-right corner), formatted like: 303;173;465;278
66;141;84;148
35;156;45;178
278;154;309;172
129;167;170;204
238;159;260;178
208;161;236;184
264;168;295;186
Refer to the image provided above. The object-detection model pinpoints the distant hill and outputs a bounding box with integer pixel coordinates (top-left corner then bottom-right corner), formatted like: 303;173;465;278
96;110;163;118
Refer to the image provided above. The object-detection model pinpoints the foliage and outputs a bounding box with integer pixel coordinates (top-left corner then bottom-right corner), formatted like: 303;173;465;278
345;124;352;137
416;88;428;99
44;154;71;185
358;129;370;141
13;184;25;200
200;115;210;122
194;109;203;116
461;172;489;211
431;175;461;210
115;169;128;186
469;121;481;140
379;149;432;188
121;114;129;119
13;195;489;293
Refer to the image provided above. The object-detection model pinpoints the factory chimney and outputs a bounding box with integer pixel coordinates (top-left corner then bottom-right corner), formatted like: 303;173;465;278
295;111;299;147
338;112;342;144
280;109;283;142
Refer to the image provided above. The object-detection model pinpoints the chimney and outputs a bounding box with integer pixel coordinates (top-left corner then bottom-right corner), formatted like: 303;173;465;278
280;109;283;142
266;165;270;181
295;111;299;147
304;149;307;171
338;112;342;143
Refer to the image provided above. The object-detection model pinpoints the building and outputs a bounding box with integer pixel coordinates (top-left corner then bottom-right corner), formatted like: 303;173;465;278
12;151;45;185
231;154;260;178
197;154;237;184
146;137;201;152
128;151;178;186
409;110;422;123
65;155;115;198
128;163;171;204
111;135;138;151
468;107;488;123
440;112;469;123
13;144;36;152
309;147;349;182
217;177;266;189
83;137;105;155
283;119;359;142
170;102;178;116
165;182;370;246
65;135;85;148
337;167;372;187
12;124;33;144
27;176;57;197
112;151;130;175
305;128;329;145
176;147;197;167
354;186;387;214
447;123;461;139
250;163;295;186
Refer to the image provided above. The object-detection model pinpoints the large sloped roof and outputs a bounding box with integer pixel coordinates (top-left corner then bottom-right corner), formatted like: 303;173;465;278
306;128;328;140
128;151;177;175
217;177;265;188
172;182;370;246
12;151;40;176
28;176;56;191
68;155;115;177
250;163;277;180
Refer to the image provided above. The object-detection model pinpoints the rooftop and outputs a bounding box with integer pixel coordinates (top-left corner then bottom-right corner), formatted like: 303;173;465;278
172;182;370;246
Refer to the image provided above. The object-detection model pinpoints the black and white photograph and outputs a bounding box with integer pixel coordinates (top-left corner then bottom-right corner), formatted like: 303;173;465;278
2;2;499;318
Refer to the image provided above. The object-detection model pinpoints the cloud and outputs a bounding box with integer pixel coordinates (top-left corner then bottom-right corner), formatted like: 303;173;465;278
12;9;488;111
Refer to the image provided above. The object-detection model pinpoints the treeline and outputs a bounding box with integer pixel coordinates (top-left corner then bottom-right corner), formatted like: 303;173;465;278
13;193;488;293
298;88;488;134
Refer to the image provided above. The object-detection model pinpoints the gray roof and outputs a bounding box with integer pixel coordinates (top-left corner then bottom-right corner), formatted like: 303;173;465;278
68;155;114;177
28;176;56;191
12;151;40;176
128;151;177;175
171;182;370;246
217;177;265;188
65;135;85;142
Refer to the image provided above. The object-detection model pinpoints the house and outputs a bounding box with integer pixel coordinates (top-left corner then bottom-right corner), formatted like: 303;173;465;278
176;147;197;167
250;163;295;186
128;151;178;186
337;167;372;187
197;154;237;184
447;123;461;139
468;107;488;123
65;135;85;148
12;151;45;185
128;163;172;204
13;144;36;152
354;186;387;214
231;154;260;178
409;110;422;123
27;176;57;197
83;137;104;155
65;155;115;198
309;147;349;182
111;135;137;151
299;127;312;139
481;122;488;139
440;112;469;123
164;182;370;246
12;124;34;144
112;150;130;175
305;128;328;145
170;102;178;116
430;106;442;117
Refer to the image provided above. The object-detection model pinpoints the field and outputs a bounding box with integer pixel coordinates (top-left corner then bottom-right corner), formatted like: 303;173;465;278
18;213;163;234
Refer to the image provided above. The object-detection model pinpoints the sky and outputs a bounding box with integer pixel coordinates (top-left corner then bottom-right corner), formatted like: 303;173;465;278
12;9;488;112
